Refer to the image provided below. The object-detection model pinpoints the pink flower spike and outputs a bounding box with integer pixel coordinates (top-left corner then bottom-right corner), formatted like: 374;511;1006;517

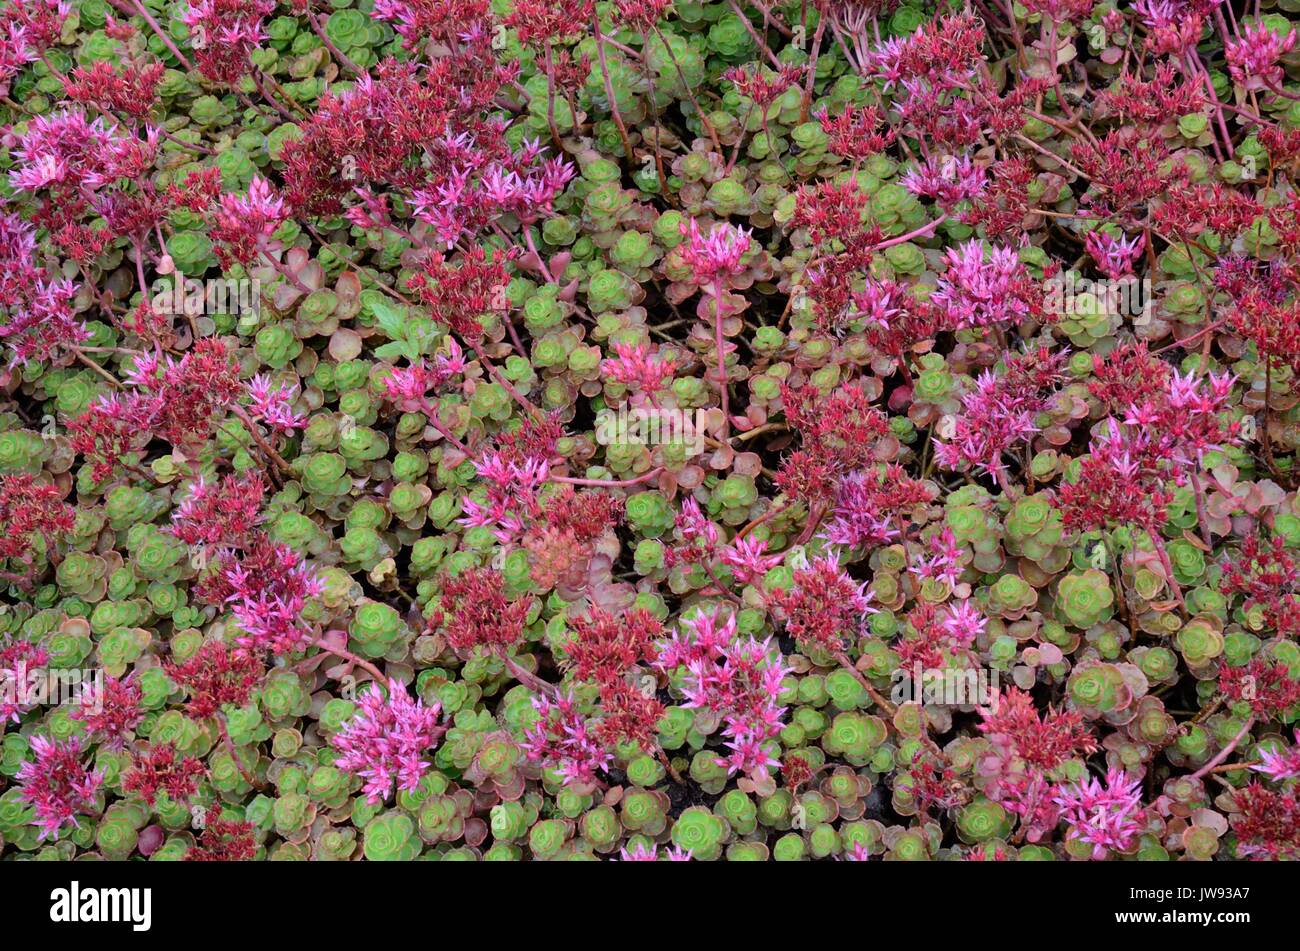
678;218;752;284
1052;767;1146;860
1253;731;1300;781
16;734;104;841
1084;230;1145;280
331;679;445;804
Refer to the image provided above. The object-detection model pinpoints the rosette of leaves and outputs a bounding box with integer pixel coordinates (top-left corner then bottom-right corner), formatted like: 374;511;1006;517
883;824;936;861
982;572;1038;620
619;787;671;836
955;797;1012;845
945;487;1004;572
363;811;422;861
1004;493;1070;577
348;600;410;660
1054;569;1115;629
1067;660;1149;725
416;785;474;847
1119;695;1178;757
669;805;729;861
527;817;573;860
1173;615;1226;674
820;712;888;767
463;731;526;801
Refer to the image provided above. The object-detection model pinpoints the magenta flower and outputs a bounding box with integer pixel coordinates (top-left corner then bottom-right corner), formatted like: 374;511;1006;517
931;240;1039;330
523;690;613;787
181;0;274;85
677;218;752;284
331;679;445;803
245;375;307;434
458;452;549;546
1253;731;1300;781
912;527;965;589
212;174;287;268
841;841;872;861
721;535;784;586
410;144;575;247
618;842;692;861
0;639;48;724
940;599;986;646
1226;21;1298;91
656;609;788;776
1084;230;1145;280
601;342;677;394
16;734;104;840
676;497;719;549
383;339;466;403
8;108;150;197
901;153;987;209
850;278;908;331
168;473;266;548
0;20;36;90
618;841;658;860
1120;369;1239;471
1052;768;1146;859
69;675;144;751
934;348;1069;489
219;542;324;655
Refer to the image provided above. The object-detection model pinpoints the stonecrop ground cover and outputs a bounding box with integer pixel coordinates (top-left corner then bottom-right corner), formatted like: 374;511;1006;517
2;0;1300;864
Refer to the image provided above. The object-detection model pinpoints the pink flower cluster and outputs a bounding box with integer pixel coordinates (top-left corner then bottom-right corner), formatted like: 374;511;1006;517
331;679;445;803
939;598;986;646
720;535;783;586
523;690;613;787
370;0;492;48
0;639;48;723
931;240;1040;330
181;0;275;84
1226;21;1298;91
458;452;549;546
0;20;36;90
245;374;307;435
655;609;789;776
601;342;677;395
0;210;83;366
0;0;69;90
911;526;965;589
1253;731;1300;781
383;339;467;403
934;350;1068;485
9;108;155;196
618;842;692;861
167;473;266;548
69;674;143;751
677;218;752;285
220;542;324;655
825;464;933;550
850;277;907;332
900;153;987;210
1121;368;1239;473
1084;230;1145;280
16;734;104;840
211;175;287;268
410;140;575;248
1051;768;1146;859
